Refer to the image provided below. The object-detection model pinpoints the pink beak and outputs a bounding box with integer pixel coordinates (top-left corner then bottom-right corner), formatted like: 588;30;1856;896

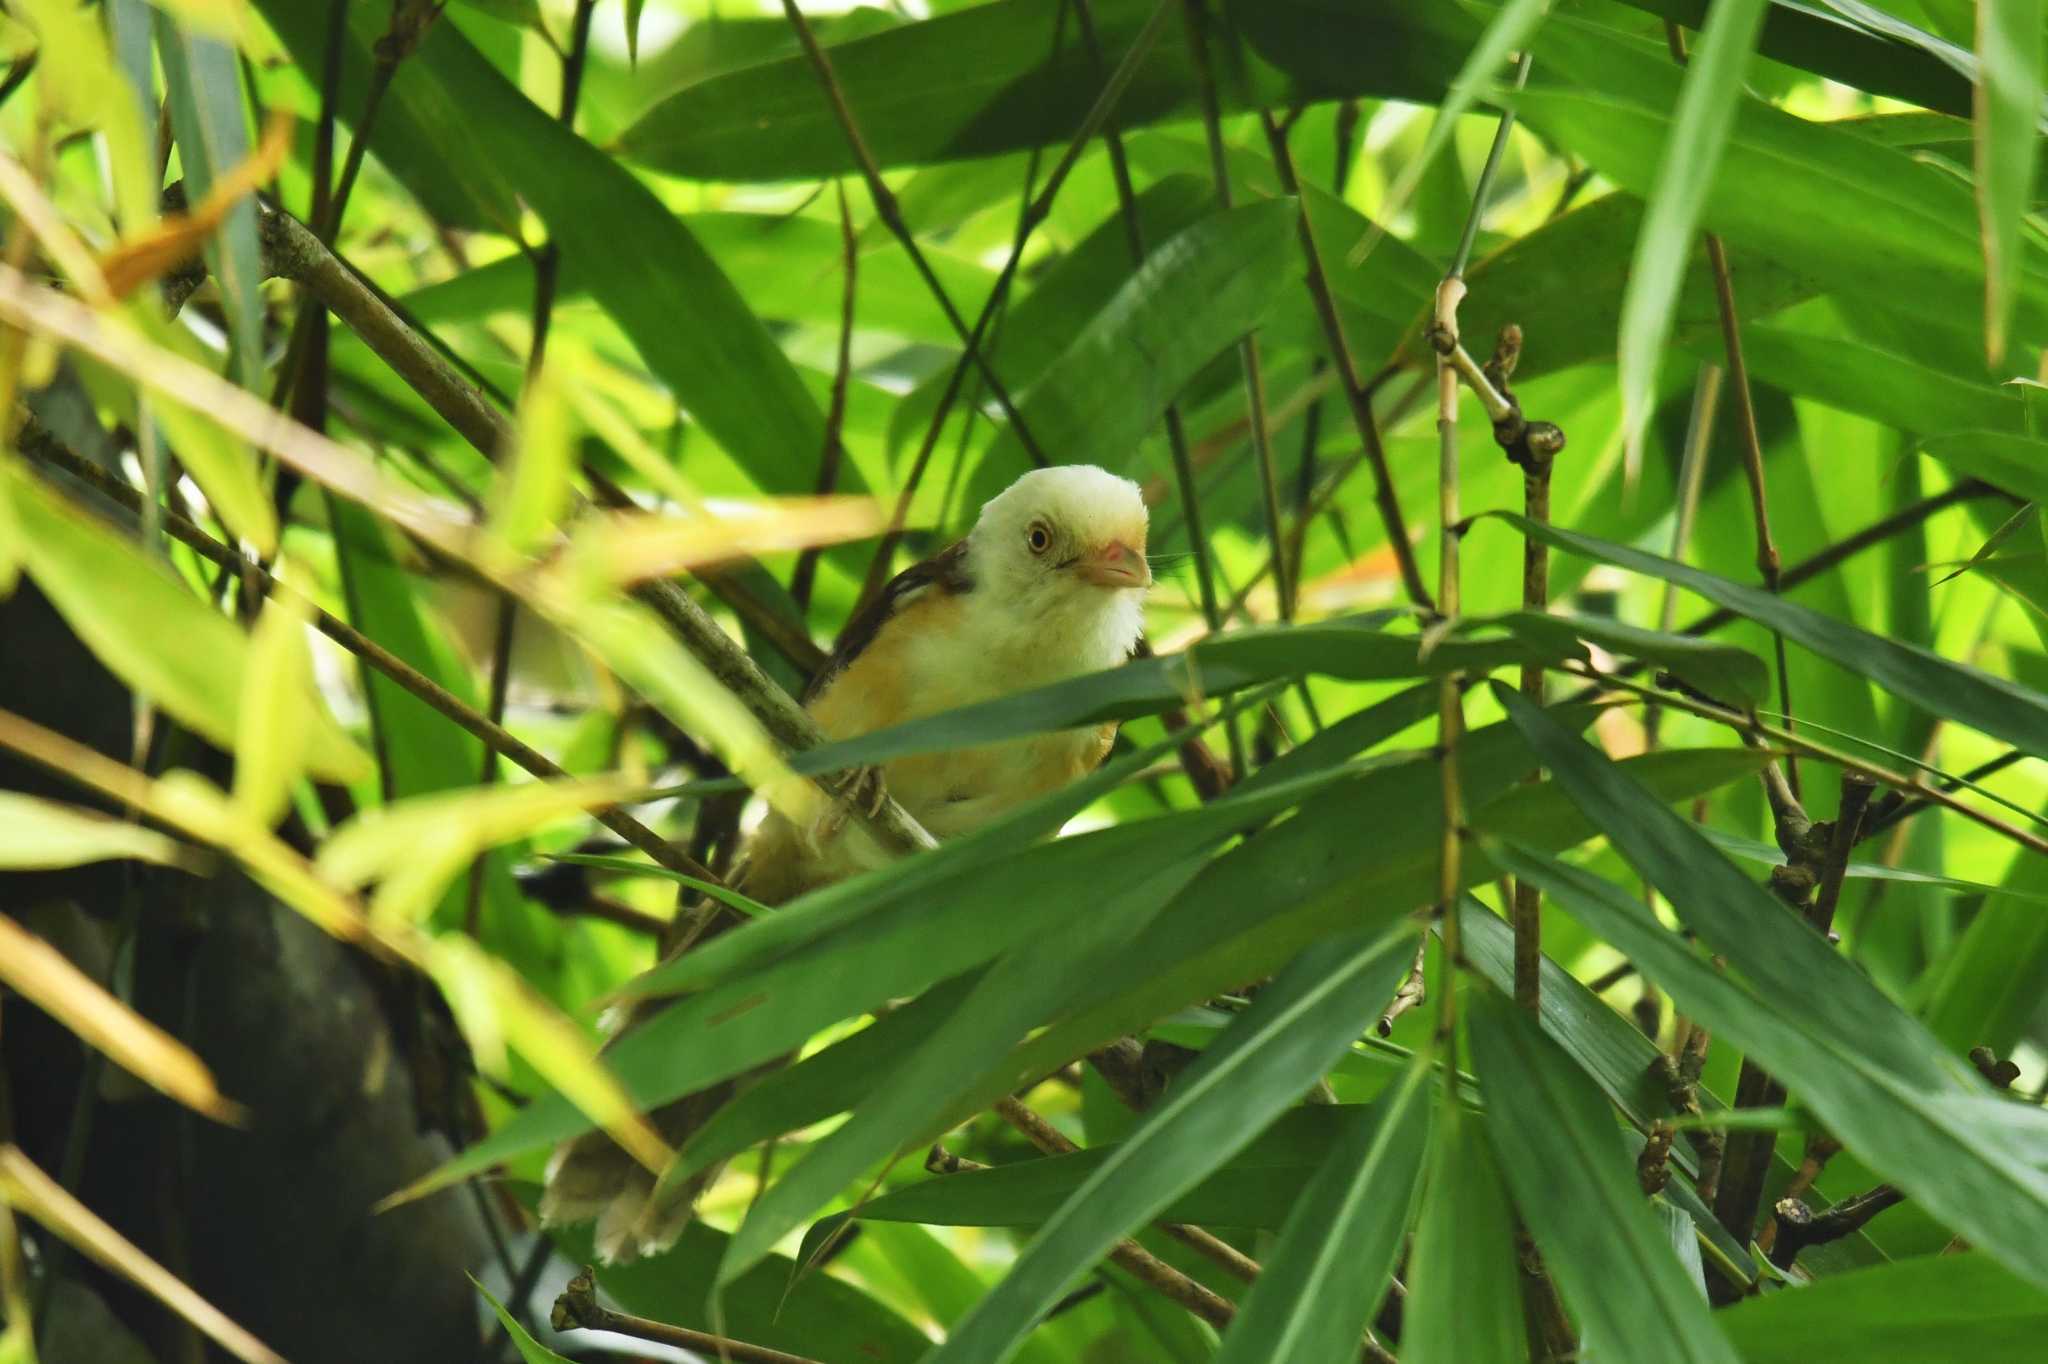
1078;540;1151;589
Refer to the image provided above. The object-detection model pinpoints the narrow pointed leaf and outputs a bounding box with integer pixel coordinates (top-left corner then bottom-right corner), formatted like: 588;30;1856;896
1974;0;2043;364
925;923;1418;1364
1715;1252;2048;1364
1486;512;2048;757
1402;1096;1525;1364
1213;1058;1432;1364
1615;0;1767;448
1469;985;1742;1364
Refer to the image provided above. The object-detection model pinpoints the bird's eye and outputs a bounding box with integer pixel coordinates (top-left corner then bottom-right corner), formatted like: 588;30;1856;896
1026;524;1051;554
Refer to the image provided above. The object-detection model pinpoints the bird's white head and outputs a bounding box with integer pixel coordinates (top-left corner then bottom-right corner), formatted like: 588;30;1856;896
966;464;1150;663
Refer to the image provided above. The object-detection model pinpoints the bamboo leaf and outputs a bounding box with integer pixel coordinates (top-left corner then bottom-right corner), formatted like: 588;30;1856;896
472;1277;572;1364
925;922;1419;1364
1212;1057;1431;1364
1485;512;2048;757
1614;0;1768;451
5;465;370;785
252;1;834;496
0;1145;283;1364
1715;1252;2048;1363
1402;1095;1525;1364
153;15;265;391
1973;0;2044;365
0;791;196;871
1492;837;2048;1292
1468;985;1742;1364
0;913;237;1122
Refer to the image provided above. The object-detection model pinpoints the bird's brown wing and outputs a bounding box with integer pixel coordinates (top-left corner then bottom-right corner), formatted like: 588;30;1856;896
803;538;974;704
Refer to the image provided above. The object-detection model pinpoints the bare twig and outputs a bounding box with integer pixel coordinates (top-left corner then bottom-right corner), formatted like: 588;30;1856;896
789;178;858;614
774;0;1044;465
553;1266;823;1364
925;1144;1241;1335
993;1096;1260;1284
1378;943;1428;1036
1075;0;1243;779
1665;19;1796;798
1182;2;1290;620
854;0;1177;599
1257;109;1432;612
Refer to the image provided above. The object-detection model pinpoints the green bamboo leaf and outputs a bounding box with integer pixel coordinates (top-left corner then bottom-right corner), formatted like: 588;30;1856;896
964;199;1299;510
153;16;265;394
1485;511;2048;757
542;1222;930;1364
828;1104;1371;1231
1487;608;1767;705
1613;0;1768;451
926;922;1419;1364
1974;0;2044;364
1715;1252;2048;1364
1491;837;2048;1292
471;1278;570;1364
5;466;369;785
1528;17;2048;347
0;792;197;871
1702;827;2048;903
1468;985;1742;1364
1459;903;1761;1279
1212;1058;1431;1364
1922;814;2048;1053
713;858;1204;1288
231;596;315;830
388;734;1757;1208
616;0;1478;181
1456;193;1816;386
1402;1095;1526;1364
764;616;1550;783
1367;0;1551;260
1921;430;2048;503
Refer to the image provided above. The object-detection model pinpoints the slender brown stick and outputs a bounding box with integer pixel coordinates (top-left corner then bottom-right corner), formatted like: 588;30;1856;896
21;427;720;887
853;0;1177;600
994;1096;1260;1284
1256;109;1432;613
790;178;858;614
1180;5;1291;625
553;1267;822;1364
1665;19;1797;798
775;0;1048;464
467;0;599;937
926;1144;1241;1335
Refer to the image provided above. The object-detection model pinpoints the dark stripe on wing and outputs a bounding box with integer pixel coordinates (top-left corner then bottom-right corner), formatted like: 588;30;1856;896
804;539;974;703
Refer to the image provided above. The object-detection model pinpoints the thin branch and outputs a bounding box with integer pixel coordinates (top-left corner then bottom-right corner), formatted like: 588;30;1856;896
1181;2;1290;621
775;0;1047;465
789;178;858;614
926;1144;1242;1336
993;1096;1260;1284
468;0;598;938
1073;0;1241;779
1666;19;1796;798
239;197;937;856
1809;771;1876;936
20;423;721;888
553;1267;824;1364
854;0;1177;598
1257;108;1432;613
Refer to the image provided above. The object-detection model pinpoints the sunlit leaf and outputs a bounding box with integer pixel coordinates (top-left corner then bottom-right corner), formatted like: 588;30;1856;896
0;913;236;1121
0;1145;283;1364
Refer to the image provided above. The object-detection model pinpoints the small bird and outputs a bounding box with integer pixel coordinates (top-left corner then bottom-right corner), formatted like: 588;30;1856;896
541;464;1151;1261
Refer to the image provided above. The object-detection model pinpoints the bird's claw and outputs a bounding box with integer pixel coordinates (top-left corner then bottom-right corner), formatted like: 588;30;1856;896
815;764;887;842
